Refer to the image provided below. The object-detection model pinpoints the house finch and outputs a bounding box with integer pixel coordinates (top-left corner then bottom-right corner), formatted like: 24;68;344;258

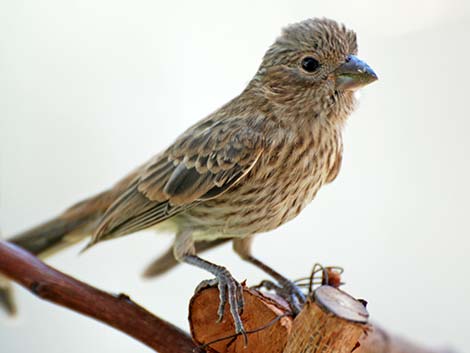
2;18;377;338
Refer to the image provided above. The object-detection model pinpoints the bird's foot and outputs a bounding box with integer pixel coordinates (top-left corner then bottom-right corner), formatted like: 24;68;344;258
252;279;306;315
279;279;306;314
197;269;247;345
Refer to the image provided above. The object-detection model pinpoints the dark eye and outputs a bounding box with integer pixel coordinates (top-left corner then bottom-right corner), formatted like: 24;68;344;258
301;57;320;72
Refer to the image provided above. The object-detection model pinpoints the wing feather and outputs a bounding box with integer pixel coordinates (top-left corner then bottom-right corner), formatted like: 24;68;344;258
89;117;264;247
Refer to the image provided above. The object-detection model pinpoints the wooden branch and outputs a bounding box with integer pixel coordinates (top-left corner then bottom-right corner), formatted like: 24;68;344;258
190;286;292;352
0;240;197;353
189;285;450;353
356;325;454;353
283;286;368;353
0;239;455;353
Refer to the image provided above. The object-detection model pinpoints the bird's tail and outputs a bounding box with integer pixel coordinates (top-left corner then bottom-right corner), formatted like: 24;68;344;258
0;169;231;315
0;189;117;316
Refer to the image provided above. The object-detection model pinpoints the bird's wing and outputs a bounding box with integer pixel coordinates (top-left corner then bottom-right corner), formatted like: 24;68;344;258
88;117;264;246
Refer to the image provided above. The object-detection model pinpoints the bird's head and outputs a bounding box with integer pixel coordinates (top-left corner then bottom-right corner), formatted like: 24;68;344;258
253;18;377;122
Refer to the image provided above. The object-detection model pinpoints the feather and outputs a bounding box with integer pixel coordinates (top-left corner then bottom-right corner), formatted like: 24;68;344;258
88;116;264;247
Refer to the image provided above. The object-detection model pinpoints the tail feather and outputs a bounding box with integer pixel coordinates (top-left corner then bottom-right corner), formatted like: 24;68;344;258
10;217;91;258
0;168;140;315
0;192;112;316
0;277;15;316
0;215;95;317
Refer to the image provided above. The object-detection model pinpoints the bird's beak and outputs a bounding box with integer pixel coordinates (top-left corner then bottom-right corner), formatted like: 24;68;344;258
334;55;378;91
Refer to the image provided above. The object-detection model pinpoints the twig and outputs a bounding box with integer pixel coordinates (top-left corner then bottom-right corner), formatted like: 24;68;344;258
0;240;197;353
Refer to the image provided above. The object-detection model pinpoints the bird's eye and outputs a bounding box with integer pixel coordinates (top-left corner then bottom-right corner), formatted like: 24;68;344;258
301;57;320;72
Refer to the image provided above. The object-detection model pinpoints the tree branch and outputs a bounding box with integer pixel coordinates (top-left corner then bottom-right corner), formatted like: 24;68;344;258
0;239;455;353
0;240;197;353
189;284;452;353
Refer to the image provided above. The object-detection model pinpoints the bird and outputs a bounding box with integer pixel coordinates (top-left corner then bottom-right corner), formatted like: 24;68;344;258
1;18;377;338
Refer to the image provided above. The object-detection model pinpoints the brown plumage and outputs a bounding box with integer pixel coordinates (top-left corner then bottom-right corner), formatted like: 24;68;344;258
89;18;362;245
3;18;377;336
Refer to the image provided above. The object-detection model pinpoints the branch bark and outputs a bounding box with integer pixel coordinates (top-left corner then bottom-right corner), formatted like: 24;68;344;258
0;240;197;353
0;239;455;353
189;285;450;353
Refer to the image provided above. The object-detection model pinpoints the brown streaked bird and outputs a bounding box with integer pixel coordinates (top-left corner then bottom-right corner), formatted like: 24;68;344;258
1;18;377;337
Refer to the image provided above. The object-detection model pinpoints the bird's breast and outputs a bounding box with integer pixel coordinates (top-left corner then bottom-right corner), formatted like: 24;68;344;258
186;123;343;239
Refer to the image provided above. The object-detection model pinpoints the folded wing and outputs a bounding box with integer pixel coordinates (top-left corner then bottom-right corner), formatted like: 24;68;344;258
88;117;264;246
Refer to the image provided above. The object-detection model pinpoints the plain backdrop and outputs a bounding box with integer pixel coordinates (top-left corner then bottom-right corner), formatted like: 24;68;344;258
1;1;469;352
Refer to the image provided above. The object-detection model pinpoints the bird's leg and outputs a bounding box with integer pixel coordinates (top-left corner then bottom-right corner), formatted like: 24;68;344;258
174;230;246;341
233;236;306;314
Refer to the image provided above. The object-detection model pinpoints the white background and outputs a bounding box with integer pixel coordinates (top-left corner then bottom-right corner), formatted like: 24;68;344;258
1;1;469;352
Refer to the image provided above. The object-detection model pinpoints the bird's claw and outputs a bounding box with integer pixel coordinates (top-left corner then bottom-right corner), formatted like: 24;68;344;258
198;270;247;345
281;279;306;314
253;279;306;315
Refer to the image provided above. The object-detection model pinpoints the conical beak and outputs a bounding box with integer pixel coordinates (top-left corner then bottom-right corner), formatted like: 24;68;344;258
335;55;378;91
